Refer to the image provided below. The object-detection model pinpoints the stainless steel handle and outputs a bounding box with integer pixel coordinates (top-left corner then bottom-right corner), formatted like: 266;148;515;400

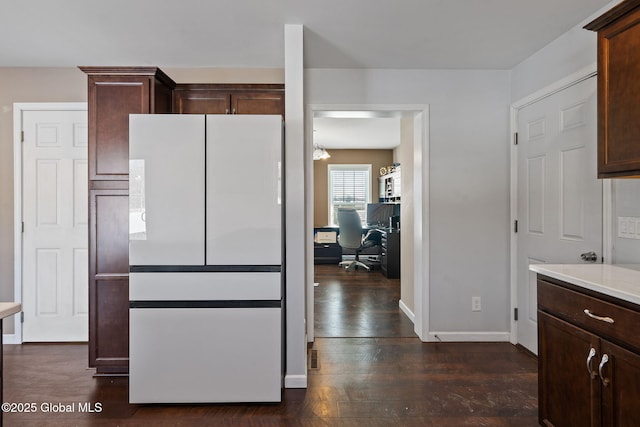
586;347;598;379
580;251;598;263
584;309;614;324
598;353;610;387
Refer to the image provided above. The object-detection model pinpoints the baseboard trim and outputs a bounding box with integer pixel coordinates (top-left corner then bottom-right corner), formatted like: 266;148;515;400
284;374;307;389
428;331;511;342
398;299;415;323
3;333;21;344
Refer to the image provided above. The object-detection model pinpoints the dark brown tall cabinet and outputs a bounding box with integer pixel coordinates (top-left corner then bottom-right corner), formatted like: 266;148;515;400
80;67;176;375
585;0;640;178
80;66;284;375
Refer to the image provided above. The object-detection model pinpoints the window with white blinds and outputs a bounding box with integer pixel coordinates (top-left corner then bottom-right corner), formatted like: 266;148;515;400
328;164;371;226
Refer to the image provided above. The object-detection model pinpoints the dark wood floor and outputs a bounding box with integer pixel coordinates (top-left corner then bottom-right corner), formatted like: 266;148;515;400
2;265;539;426
314;264;416;338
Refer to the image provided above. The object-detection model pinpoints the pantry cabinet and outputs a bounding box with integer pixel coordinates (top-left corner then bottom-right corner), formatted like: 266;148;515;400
585;0;640;178
80;66;175;375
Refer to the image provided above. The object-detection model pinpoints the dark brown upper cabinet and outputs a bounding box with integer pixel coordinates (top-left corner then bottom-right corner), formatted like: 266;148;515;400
585;0;640;178
79;67;175;181
174;84;284;116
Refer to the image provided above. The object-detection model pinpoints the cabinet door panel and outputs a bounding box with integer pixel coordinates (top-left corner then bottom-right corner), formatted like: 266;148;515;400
598;13;640;176
89;76;151;180
129;115;205;266
89;190;129;373
206;115;282;266
93;191;129;275
601;340;640;427
232;92;284;115
175;91;229;114
538;311;601;427
93;278;129;371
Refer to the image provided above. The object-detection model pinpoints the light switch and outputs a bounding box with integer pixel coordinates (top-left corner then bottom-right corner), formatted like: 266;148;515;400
629;219;636;236
619;217;629;238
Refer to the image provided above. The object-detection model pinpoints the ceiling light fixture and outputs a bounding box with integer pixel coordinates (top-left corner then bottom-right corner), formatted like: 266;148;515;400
313;144;331;160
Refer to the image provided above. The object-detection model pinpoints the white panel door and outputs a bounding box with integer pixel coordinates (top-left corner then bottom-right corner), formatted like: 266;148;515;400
129;114;206;266
517;76;602;353
22;109;88;341
206;115;282;265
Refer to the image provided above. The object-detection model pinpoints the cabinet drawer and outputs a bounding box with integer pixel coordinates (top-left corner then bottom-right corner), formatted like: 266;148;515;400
538;279;640;352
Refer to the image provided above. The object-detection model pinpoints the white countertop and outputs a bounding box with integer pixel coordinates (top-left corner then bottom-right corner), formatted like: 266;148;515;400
530;264;640;306
0;303;21;320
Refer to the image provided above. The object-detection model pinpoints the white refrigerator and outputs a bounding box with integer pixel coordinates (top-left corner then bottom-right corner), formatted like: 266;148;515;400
128;114;283;403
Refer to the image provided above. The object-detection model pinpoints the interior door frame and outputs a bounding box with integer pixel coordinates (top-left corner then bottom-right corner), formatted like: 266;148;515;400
12;102;88;344
509;64;612;345
305;104;431;342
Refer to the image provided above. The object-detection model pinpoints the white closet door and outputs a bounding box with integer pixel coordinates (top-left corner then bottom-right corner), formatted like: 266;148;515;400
129;114;205;265
206;115;282;265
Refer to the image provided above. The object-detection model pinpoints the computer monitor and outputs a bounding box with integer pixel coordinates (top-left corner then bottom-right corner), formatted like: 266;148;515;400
366;203;400;227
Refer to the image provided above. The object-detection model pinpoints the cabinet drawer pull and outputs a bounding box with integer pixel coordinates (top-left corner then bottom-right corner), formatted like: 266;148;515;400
583;309;614;324
598;353;610;387
586;347;598;379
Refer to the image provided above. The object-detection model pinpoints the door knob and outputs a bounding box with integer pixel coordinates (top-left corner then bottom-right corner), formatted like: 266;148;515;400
580;251;598;263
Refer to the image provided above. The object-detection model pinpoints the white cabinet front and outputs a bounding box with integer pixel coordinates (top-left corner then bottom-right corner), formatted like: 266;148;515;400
130;306;282;403
205;115;282;266
129;115;206;266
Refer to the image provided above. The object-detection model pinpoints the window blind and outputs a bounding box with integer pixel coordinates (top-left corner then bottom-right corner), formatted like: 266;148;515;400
328;165;370;226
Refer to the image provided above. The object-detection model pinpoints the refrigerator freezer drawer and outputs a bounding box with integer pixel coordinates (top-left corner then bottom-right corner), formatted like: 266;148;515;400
130;307;282;403
130;272;281;301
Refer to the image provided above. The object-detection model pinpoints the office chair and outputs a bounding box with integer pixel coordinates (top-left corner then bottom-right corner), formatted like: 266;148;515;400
337;208;377;271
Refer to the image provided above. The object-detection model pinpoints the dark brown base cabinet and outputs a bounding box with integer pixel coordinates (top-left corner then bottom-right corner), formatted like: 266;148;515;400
537;277;640;426
80;66;284;375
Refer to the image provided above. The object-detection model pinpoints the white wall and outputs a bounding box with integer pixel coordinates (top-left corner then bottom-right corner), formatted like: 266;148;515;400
306;69;512;335
612;180;640;263
512;0;640;265
510;0;617;102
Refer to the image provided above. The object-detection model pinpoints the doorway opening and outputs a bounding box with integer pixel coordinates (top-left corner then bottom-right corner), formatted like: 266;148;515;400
305;105;430;343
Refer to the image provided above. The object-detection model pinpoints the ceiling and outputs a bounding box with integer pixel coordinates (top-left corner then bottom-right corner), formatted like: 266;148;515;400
314;117;401;150
0;0;613;69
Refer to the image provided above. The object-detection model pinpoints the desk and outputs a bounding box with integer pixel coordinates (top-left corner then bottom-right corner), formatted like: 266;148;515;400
314;226;400;278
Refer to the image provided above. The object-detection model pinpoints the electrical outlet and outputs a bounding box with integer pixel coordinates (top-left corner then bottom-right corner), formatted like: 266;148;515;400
472;296;481;312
